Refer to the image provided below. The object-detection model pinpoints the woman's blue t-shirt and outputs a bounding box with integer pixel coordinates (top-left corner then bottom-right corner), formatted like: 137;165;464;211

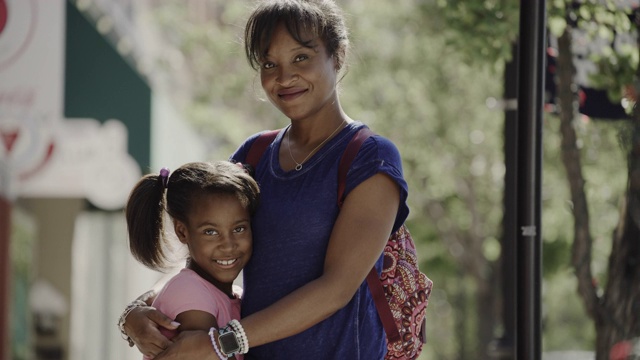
230;121;409;360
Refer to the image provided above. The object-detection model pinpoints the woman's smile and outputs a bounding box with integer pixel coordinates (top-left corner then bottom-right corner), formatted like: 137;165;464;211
278;87;308;101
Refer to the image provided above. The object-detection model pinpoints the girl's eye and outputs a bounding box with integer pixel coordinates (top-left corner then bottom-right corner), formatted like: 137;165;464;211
204;229;218;236
262;62;275;70
233;226;246;233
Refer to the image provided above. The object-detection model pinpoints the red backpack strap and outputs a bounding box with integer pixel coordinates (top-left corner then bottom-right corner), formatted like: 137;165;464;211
336;127;402;344
337;127;375;207
367;269;402;343
244;130;280;169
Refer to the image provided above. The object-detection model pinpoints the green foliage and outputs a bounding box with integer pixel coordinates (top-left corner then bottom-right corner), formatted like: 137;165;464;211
10;208;36;360
542;270;596;351
577;2;637;104
420;0;519;66
548;1;637;107
542;115;627;273
543;237;571;276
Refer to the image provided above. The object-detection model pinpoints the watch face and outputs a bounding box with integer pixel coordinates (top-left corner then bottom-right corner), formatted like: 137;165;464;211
218;332;240;355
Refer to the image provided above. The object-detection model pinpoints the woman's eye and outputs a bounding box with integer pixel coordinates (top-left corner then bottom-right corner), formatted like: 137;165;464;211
294;54;308;62
262;62;275;70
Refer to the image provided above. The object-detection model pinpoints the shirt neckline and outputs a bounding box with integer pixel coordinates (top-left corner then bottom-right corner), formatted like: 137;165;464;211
270;121;365;178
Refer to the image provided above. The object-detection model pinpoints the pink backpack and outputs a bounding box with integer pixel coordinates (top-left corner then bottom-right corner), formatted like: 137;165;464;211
245;127;433;360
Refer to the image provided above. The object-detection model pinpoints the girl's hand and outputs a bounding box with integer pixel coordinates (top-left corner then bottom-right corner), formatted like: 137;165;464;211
154;330;217;360
124;306;179;358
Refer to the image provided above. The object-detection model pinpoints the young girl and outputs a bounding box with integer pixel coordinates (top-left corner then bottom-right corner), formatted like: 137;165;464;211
123;161;259;360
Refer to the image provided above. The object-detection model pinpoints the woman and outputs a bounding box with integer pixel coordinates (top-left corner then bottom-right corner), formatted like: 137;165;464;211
120;1;409;358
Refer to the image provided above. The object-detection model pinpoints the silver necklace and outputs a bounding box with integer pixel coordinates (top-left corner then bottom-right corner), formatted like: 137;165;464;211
287;121;346;171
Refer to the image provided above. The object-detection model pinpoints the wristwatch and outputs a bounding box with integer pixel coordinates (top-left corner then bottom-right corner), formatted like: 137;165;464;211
218;327;240;356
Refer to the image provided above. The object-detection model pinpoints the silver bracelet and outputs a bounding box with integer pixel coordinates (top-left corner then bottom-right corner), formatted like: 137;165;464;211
117;300;147;347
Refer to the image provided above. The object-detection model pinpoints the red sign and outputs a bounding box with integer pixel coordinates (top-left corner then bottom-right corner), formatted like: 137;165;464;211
0;0;36;71
0;129;19;153
0;0;7;35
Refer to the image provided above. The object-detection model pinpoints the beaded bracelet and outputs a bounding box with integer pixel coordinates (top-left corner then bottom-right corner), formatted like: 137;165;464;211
117;300;147;347
228;319;250;354
208;327;227;360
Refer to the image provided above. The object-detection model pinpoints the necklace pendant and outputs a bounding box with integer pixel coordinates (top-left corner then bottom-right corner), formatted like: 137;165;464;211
287;120;346;173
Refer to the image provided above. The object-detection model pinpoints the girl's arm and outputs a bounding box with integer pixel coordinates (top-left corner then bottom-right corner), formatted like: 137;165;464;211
175;310;216;331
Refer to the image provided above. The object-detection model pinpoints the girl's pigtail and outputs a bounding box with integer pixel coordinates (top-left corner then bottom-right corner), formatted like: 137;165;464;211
125;170;169;270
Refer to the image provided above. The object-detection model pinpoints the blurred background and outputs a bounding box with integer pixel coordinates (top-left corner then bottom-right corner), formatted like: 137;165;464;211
1;0;640;359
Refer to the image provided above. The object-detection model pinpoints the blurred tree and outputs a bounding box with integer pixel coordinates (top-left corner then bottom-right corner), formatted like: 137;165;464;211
424;0;638;359
548;2;639;358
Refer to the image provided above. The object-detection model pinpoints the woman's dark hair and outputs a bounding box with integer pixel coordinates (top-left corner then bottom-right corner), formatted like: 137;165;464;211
244;0;349;71
125;161;260;270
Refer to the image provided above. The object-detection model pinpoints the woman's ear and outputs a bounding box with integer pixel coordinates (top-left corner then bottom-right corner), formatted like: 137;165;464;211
174;221;189;244
334;54;342;71
334;46;347;71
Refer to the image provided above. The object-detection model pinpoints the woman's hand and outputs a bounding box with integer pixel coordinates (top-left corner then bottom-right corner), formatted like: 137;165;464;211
124;306;179;358
154;330;217;360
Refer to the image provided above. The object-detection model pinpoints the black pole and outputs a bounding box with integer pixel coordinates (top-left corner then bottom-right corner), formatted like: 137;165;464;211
489;41;518;360
516;1;545;360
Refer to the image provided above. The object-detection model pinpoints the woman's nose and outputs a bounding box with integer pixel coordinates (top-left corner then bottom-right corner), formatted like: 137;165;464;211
276;66;298;86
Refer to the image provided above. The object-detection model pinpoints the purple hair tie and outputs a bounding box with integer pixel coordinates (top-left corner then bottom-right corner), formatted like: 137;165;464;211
159;167;170;188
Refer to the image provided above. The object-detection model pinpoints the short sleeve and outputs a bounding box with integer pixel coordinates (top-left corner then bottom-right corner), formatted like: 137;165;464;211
343;134;409;233
154;272;221;320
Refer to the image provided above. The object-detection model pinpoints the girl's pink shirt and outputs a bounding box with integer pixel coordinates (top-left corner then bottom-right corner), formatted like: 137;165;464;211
142;268;242;360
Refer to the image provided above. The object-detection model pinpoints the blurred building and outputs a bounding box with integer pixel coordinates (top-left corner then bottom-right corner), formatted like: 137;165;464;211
0;0;207;359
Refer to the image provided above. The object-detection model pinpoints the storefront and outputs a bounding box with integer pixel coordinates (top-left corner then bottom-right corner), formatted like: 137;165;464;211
0;1;205;359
